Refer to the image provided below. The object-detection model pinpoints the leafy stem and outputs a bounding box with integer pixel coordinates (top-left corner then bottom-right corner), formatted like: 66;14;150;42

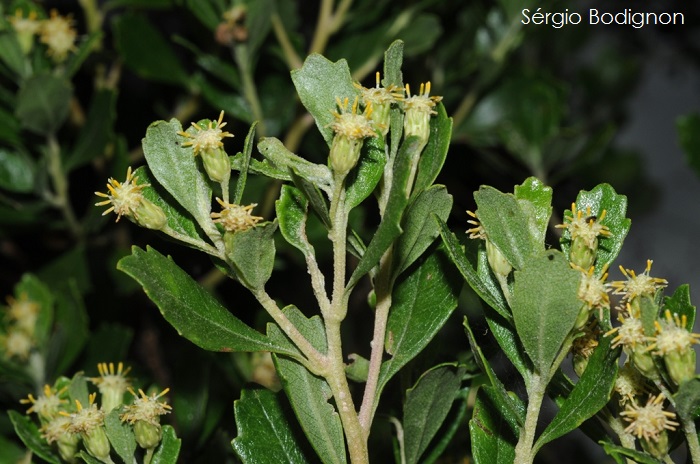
514;371;547;464
45;133;82;240
683;419;700;464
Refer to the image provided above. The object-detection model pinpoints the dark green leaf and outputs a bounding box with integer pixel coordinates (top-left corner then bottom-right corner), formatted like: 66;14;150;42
151;426;181;464
0;107;22;146
674;377;700;421
0;30;27;77
677;113;700;178
640;295;658;337
233;122;257;205
45;281;88;379
232;154;292;181
64;31;102;78
511;250;580;374
78;451;104;464
393;186;452;277
513;177;553;247
0;148;34;193
80;324;133;371
484;310;531;381
106;0;174;9
382;40;404;89
601;443;664;464
560;184;631;276
534;336;620;450
227;221;277;289
345;136;386;210
16;73;72;135
271;307;346;464
65;88;116;170
291;171;331;228
664;284;696;330
374;248;462;413
8;410;61;464
232;388;308;464
245;0;273;57
118;246;292;354
142;119;213;230
291;54;359;146
403;363;465;464
104;409;137;463
412;103;452;198
258;137;332;188
114;13;188;86
469;387;518;464
436;218;510;320
0;434;25;464
420;388;470;464
346;137;422;290
276;185;313;257
183;0;220;29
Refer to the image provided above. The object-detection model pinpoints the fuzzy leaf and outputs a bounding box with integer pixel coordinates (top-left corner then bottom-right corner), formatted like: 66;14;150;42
16;73;72;135
276;185;313;257
232;389;308;464
412;103;452;198
474;186;537;270
291;54;359;146
290;171;331;229
8;410;61;464
142;119;213;231
233;122;257;204
0;149;35;193
673;377;700;421
151;426;181;464
118;246;291;354
258;137;332;188
403;363;465;464
345;136;386;210
534;336;620;450
393;186;452;277
227;221;278;289
483;310;532;381
513;177;552;247
469;386;518;464
104;409;137;463
511;250;581;374
601;443;664;464
560;184;631;276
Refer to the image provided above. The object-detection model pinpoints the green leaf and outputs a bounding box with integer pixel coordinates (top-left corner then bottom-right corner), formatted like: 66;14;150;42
346;137;422;290
474;186;537;270
64;31;103;78
232;154;292;182
133;166;203;244
233;122;257;205
45;281;88;379
0;148;35;193
291;54;359;146
114;13;188;86
483;310;532;381
382;40;404;89
345;136;386;210
257;137;332;188
15;73;72;135
245;0;273;57
403;363;465;464
65;88;116;170
469;386;518;464
412;103;452;198
673;377;700;421
664;284;696;330
0;434;25;464
118;246;291;354
513;177;552;247
436;218;510;319
104;409;137;464
142;118;213;230
464;316;525;426
511;250;581;374
78;451;104;464
8;410;61;464
69;372;90;409
291;171;331;228
678;112;700;178
534;336;620;450
560;184;631;276
601;443;664;464
276;185;314;257
374;248;462;412
270;307;346;464
226;221;278;289
151;425;181;464
14;274;53;348
0;30;27;77
232;388;308;464
393;186;452;277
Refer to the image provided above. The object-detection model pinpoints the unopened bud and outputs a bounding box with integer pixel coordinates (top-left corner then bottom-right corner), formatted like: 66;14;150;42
134;198;167;231
201;146;232;184
134;420;162;450
641;430;671;460
83;426;111;462
485;240;512;278
329;135;363;176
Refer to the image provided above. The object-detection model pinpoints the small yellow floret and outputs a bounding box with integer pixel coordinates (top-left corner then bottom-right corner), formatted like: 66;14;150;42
403;82;442;115
465;210;486;240
62;393;105;435
95;167;147;222
610;260;668;303
211;198;262;233
329;96;376;139
178;111;234;156
39;9;77;62
620;393;679;442
120;388;172;427
20;384;67;419
646;310;700;356
556;203;611;248
605;309;646;350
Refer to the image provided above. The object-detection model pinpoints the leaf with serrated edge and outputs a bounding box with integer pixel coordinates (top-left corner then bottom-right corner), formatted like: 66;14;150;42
291;54;359;146
664;284;696;330
560;184;631;276
470;386;518;464
403;363;465;464
118;246;292;355
534;336;620;450
232;389;308;464
514;177;552;247
511;250;581;374
142;119;213;231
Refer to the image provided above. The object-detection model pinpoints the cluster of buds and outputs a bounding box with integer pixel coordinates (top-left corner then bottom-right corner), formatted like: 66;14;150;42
8;8;77;61
556;203;611;270
20;363;172;463
1;293;40;362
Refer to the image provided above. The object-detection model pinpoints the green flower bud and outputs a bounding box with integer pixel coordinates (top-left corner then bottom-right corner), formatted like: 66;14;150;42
569;235;596;269
664;349;696;386
201;146;232;184
485;239;512;278
328;97;376;177
82;426;111;462
134;420;163;450
630;348;658;380
556;204;610;268
57;431;80;463
641;430;671;460
133;198;167;231
573;353;589;378
329;134;363;176
403;82;441;153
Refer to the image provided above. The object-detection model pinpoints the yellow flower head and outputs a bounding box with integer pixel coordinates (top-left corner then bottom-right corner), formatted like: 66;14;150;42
329;96;376;140
178;111;234;156
39;9;77;62
211;198;262;233
95;167;147;222
9;9;41;36
614;363;648;406
556;203;611;249
40;416;73;444
620;393;679;442
62;393;105;435
2;328;33;360
605;308;646;350
20;384;68;420
466;210;486;240
120;388;172;427
572;321;601;360
355;72;403;107
403;81;441;115
90;362;132;411
611;260;668;303
646;310;700;356
5;293;40;334
575;265;610;314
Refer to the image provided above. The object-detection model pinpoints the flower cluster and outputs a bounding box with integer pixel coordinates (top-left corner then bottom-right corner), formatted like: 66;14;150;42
8;8;77;61
211;198;263;233
95;167;166;230
1;293;40;361
179;111;233;184
556;203;611;269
